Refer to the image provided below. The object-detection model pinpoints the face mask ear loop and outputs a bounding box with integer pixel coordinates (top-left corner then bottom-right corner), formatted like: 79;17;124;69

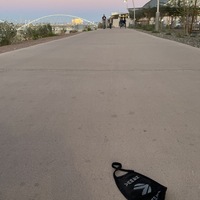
112;162;122;170
112;162;135;178
112;162;123;179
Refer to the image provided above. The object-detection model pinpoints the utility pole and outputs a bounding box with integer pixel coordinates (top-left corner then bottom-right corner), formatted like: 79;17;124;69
155;0;160;31
123;0;135;25
131;0;136;25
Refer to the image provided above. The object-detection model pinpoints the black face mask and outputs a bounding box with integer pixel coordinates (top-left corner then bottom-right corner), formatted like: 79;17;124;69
112;162;167;200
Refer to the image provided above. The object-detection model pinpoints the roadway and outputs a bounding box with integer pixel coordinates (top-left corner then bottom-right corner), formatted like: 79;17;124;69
0;28;200;200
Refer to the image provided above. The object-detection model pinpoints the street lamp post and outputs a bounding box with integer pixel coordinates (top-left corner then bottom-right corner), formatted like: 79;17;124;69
123;0;135;25
131;0;136;25
155;0;160;31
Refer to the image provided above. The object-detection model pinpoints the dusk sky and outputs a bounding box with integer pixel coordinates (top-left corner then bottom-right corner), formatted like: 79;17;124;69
1;0;150;23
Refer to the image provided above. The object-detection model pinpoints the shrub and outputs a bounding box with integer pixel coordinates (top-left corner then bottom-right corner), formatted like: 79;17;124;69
98;22;103;29
175;32;185;38
152;30;160;33
134;24;143;29
69;30;78;33
23;24;55;40
0;22;17;46
143;24;155;31
87;26;92;31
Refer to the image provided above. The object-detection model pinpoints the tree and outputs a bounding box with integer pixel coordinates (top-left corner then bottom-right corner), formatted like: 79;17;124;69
167;0;200;34
129;9;146;23
143;7;157;24
190;0;200;33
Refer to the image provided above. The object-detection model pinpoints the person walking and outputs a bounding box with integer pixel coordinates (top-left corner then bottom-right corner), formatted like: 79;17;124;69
123;18;126;28
108;17;113;29
102;14;106;29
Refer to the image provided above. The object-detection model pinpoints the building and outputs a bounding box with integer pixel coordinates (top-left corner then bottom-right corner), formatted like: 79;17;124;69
143;0;168;8
72;18;83;25
110;12;131;28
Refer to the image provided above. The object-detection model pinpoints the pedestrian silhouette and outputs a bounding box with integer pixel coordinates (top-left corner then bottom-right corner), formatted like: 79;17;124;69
102;14;106;29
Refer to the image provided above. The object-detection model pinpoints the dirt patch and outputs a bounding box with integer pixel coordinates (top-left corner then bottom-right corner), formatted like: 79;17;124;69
0;33;81;54
136;29;200;48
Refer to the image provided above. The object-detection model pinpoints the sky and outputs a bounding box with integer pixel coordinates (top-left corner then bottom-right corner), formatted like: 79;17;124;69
0;0;150;23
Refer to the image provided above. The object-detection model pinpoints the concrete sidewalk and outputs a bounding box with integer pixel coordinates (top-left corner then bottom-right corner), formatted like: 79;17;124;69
0;28;200;200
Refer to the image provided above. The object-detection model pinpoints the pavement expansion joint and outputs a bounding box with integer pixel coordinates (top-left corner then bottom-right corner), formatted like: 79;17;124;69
0;68;200;72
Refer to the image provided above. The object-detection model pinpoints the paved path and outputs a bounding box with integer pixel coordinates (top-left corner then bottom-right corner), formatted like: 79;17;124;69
0;29;200;200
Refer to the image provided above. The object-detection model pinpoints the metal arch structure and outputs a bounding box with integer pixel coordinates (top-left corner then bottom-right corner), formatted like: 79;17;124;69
17;14;96;30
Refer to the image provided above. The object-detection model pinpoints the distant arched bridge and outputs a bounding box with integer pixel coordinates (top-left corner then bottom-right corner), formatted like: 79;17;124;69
17;14;96;31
